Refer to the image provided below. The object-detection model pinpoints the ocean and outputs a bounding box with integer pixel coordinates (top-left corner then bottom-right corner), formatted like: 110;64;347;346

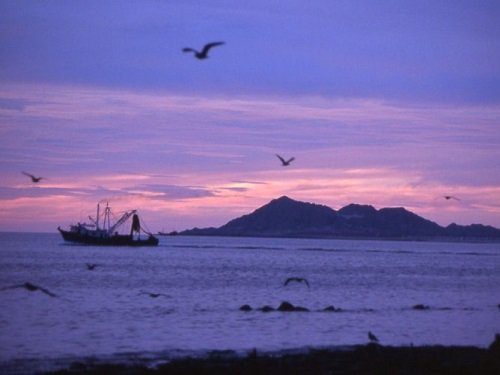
0;232;499;373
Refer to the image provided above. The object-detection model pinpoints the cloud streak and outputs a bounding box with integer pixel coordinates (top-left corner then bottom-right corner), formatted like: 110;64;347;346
1;83;499;232
3;164;499;233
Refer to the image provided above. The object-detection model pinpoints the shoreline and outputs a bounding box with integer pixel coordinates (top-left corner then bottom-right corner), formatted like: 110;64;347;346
177;233;500;244
37;340;500;374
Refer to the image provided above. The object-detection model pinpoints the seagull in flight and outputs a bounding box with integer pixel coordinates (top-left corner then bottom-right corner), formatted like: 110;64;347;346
182;41;225;59
443;195;460;201
368;331;379;343
22;171;44;183
139;291;170;298
276;154;295;167
283;277;310;288
0;282;57;297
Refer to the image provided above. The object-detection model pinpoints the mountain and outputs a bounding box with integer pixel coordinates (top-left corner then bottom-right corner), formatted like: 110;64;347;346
180;196;500;241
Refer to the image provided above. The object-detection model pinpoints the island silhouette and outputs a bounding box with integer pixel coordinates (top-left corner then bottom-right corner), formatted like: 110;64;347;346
179;196;500;241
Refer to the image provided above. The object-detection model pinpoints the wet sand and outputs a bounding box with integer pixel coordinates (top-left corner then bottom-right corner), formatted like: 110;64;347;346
46;340;500;374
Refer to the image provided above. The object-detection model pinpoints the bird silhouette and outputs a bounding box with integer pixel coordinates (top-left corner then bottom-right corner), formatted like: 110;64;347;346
139;291;170;298
0;282;57;297
283;277;310;288
443;195;460;201
276;154;295;166
368;331;379;343
22;171;43;183
86;263;98;270
182;41;225;59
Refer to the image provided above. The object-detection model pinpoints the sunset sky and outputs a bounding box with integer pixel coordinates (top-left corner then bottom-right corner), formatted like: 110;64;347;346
1;1;499;233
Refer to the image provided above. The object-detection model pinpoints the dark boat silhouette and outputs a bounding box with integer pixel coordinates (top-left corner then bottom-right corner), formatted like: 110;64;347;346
58;202;159;246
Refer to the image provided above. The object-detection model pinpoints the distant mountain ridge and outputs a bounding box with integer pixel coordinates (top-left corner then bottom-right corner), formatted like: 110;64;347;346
180;196;500;241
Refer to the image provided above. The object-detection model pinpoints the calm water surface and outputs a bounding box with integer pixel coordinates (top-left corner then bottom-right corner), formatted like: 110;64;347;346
0;233;499;371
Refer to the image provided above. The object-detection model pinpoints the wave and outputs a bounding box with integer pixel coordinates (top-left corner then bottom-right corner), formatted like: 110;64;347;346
297;247;498;257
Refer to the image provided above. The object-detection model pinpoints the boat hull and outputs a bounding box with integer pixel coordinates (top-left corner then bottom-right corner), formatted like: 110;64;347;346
58;227;159;246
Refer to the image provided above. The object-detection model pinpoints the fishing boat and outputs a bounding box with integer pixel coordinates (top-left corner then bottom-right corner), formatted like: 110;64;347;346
58;202;159;246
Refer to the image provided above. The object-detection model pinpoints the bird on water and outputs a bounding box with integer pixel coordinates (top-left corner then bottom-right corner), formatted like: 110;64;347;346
283;277;310;288
139;291;170;298
86;263;98;270
182;42;225;59
443;195;460;201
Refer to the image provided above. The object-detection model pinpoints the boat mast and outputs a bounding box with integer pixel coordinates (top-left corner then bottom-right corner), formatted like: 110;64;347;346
96;203;100;230
105;203;111;231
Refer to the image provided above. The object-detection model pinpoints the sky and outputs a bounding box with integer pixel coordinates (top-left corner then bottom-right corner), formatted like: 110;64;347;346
1;0;500;233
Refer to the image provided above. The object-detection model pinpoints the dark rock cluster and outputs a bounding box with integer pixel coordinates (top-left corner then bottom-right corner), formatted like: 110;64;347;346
239;301;343;313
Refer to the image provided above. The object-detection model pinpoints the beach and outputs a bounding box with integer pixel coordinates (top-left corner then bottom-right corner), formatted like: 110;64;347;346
46;340;500;374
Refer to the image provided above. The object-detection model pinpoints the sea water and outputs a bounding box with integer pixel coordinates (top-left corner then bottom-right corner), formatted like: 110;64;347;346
0;233;499;372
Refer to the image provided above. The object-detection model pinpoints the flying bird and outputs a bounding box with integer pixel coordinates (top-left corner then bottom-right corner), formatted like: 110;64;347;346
139;291;170;298
283;277;310;288
276;154;295;166
368;331;379;343
86;263;98;270
182;41;225;59
0;282;57;297
443;195;460;201
22;171;43;183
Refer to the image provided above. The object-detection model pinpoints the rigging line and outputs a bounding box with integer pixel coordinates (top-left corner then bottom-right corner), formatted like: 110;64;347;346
137;212;154;235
